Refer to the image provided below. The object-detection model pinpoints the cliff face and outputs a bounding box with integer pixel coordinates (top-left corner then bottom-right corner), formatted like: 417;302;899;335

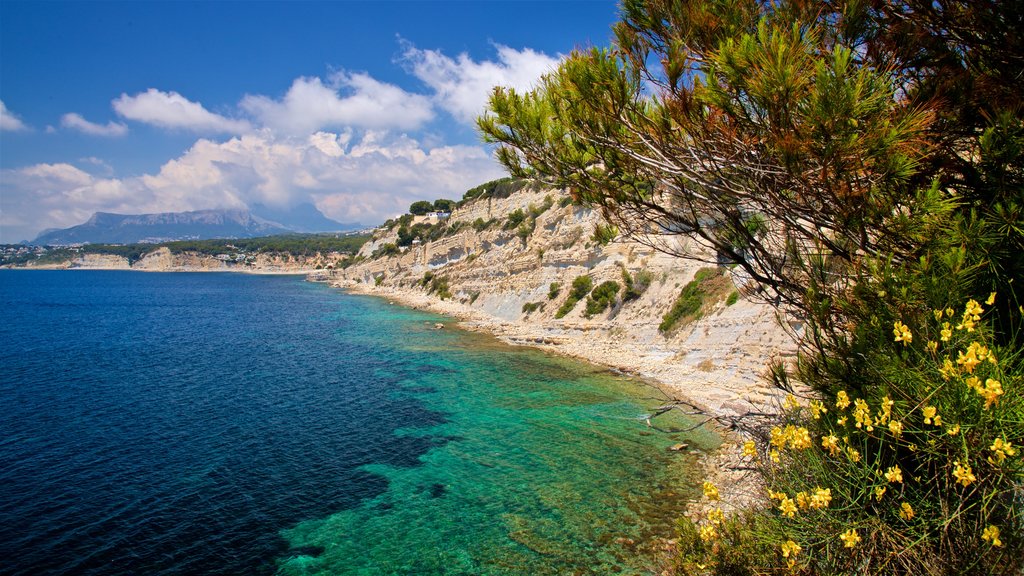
20;247;332;274
332;187;797;418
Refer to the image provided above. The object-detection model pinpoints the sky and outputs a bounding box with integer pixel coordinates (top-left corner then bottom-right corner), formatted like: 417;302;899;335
0;1;620;243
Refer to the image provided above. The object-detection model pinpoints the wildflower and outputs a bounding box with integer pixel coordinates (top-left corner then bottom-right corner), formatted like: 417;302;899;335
957;299;984;331
847;447;861;463
699;524;717;542
965;376;982;392
875;486;886;501
707;508;725;524
989;438;1016;465
822;434;841;456
770;449;780;463
840;529;861;548
703;481;720;501
770;427;787;449
980;378;1003;408
940;322;952;341
836;416;848;426
939;357;957;380
927;340;938;353
853;399;874;431
952;461;975;487
784;394;800;410
981;525;1002;547
836;391;851;410
888;420;904;437
885;466;903;484
922;405;938;425
781;540;801;558
809;400;827;419
795;491;809;510
742;440;757;458
893;320;912;345
769;490;787;501
788;426;813;450
779;496;797;518
933;309;943;321
899;502;914;521
945;307;955;318
946;424;960;436
986;292;996;305
810;487;832;509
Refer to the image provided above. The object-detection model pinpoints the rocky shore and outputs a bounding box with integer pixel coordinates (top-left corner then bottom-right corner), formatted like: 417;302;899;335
327;185;799;514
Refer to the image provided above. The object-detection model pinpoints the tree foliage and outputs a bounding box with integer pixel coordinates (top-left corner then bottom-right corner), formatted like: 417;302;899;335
480;1;1023;573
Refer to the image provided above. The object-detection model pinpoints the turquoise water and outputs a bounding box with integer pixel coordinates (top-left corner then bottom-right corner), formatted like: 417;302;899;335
0;271;716;575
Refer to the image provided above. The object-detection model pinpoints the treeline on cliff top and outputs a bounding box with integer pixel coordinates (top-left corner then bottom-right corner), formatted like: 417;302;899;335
480;0;1022;574
1;233;371;266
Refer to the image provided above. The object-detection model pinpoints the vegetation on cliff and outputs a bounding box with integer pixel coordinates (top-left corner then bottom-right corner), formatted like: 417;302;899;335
480;0;1023;573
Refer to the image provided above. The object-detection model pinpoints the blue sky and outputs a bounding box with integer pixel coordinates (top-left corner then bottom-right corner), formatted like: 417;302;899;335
0;1;619;242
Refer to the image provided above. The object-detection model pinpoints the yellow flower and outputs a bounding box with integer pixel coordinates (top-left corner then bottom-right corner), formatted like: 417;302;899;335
940;322;952;342
986;292;996;305
809;400;827;419
770;449;780;463
875;486;886;501
933;309;943;321
810;487;832;509
703;481;720;501
788;426;813;450
893;320;912;345
888;420;904;437
940;357;957;380
770;426;787;449
853;399;874;431
926;340;938;353
989;438;1016;464
899;502;914;520
965;376;982;392
769;490;787;501
878;397;894;423
822;434;841;456
946;424;960;436
836;391;851;410
980;378;1003;409
707;508;725;524
885;465;903;484
922;405;938;425
781;540;801;558
784;394;800;410
847;447;861;463
982;525;1002;547
742;440;757;458
952;460;976;487
836;416;848;426
699;524;717;542
840;529;861;548
945;307;955;318
779;496;797;518
795;491;809;510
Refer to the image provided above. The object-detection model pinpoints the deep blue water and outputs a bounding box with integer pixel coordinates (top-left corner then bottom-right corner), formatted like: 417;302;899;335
0;271;714;575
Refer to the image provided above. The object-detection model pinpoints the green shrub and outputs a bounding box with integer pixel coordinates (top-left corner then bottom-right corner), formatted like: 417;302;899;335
558;195;574;208
419;270;434;288
555;275;593;318
584;280;620;317
427;275;451;300
548;282;561;300
468;291;480;304
371;243;400;258
726;290;740;306
622;268;653;301
591;222;618;245
659;268;721;333
504;209;527;230
373;274;384;286
521;301;543;314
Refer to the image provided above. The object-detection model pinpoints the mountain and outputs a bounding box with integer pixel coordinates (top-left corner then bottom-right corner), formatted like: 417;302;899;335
32;204;360;245
251;202;357;233
34;209;290;245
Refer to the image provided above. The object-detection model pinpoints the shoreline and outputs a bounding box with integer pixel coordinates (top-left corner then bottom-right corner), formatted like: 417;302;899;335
336;280;780;516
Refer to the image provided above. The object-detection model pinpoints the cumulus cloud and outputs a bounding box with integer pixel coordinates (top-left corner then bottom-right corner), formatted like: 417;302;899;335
0;130;505;242
0;100;30;132
61;113;128;137
400;42;560;124
240;73;433;135
113;88;251;133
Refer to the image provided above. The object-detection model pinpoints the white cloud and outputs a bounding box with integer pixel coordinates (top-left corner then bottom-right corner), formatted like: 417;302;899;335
61;113;128;137
400;42;560;124
113;88;251;133
0;100;30;132
0;130;505;242
240;73;433;135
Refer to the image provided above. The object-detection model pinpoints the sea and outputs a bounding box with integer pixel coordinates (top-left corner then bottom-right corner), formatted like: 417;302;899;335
0;270;717;575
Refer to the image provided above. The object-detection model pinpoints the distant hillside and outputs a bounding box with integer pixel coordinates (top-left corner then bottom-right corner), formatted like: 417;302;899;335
33;204;358;245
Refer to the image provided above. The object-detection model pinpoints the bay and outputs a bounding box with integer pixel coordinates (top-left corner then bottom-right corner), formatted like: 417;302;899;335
0;270;716;575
